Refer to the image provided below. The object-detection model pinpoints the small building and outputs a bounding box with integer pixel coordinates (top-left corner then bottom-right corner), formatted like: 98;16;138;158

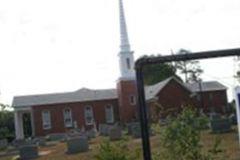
146;77;228;121
186;81;228;113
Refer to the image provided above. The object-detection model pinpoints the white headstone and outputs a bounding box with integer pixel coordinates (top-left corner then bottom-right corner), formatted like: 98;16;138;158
74;121;78;129
81;126;85;132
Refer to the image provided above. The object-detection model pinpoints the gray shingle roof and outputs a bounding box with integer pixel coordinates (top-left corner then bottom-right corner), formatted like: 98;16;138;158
145;77;172;100
145;76;192;100
12;88;117;108
185;81;227;92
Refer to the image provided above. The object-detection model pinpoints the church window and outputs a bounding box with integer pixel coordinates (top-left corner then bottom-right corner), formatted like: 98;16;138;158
105;104;114;123
84;106;94;125
63;108;73;128
126;58;131;69
42;110;51;130
130;95;136;105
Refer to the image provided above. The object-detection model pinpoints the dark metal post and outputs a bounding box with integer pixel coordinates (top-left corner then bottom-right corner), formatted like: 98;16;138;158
135;65;152;160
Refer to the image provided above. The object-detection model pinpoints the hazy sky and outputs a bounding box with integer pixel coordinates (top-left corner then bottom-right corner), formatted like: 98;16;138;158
0;0;240;104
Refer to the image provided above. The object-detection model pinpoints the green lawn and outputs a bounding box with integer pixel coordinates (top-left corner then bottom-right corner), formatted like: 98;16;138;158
1;128;240;160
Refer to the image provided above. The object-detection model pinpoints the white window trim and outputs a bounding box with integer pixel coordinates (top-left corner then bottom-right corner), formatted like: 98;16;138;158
105;104;114;124
84;106;94;125
63;108;73;128
42;110;51;130
130;95;136;105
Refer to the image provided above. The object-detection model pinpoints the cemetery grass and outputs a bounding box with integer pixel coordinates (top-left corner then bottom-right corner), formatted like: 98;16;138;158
0;127;240;160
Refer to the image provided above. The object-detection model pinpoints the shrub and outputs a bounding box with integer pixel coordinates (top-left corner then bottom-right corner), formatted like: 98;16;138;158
95;138;140;160
156;107;222;160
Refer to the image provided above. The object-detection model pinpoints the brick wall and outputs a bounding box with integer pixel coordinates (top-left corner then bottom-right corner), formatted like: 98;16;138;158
117;80;138;123
196;90;228;113
148;79;228;121
32;99;119;136
148;79;195;120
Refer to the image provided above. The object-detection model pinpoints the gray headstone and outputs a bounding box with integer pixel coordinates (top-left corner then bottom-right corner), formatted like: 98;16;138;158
0;139;8;150
47;133;67;142
109;126;122;141
99;124;110;136
127;123;133;135
67;129;84;138
13;139;34;148
33;138;46;147
210;113;221;121
19;145;38;160
66;136;89;154
210;118;232;133
131;123;141;138
86;129;97;139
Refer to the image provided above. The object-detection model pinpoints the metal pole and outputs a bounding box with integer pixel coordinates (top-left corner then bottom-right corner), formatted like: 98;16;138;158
136;66;152;160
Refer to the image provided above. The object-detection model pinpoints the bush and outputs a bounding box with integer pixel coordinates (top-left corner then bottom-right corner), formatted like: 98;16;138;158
95;138;141;160
155;107;222;160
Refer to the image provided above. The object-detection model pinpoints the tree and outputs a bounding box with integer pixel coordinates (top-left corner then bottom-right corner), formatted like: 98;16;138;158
0;104;15;142
174;49;203;83
142;55;181;85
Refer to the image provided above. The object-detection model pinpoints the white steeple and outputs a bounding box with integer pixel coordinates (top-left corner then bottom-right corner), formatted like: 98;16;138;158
118;0;135;80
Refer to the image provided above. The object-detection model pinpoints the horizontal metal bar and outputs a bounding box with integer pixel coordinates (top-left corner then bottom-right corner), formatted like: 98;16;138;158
135;48;240;68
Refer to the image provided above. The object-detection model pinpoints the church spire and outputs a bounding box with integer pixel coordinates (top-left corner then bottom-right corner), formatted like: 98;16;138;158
118;0;135;80
119;0;131;52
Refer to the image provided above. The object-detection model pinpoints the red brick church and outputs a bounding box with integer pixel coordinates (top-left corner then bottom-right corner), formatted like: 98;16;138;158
12;0;228;139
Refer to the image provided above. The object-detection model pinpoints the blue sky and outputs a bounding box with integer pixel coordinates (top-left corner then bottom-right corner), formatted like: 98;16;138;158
0;0;240;104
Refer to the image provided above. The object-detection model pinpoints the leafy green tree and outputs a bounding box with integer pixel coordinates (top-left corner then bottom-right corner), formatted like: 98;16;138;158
142;55;181;85
0;104;15;141
174;49;203;83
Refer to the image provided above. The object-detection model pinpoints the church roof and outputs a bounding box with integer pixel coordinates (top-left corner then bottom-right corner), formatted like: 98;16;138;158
145;76;192;101
12;88;117;108
185;81;227;92
144;77;227;101
12;78;227;108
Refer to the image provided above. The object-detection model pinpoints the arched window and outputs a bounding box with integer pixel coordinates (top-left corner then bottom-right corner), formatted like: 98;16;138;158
84;106;94;125
63;108;73;127
129;95;136;105
105;104;114;123
42;110;51;130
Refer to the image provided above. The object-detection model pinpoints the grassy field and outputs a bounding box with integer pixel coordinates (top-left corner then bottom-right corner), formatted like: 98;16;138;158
1;128;240;160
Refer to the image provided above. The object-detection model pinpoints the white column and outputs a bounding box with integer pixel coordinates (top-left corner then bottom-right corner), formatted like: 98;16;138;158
14;111;24;140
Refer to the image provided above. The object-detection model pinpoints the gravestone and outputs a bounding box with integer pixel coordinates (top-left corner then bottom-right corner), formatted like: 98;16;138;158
67;129;83;138
47;133;67;141
19;145;38;160
131;123;141;138
13;139;34;148
99;124;110;136
66;136;89;154
109;126;122;141
0;139;8;150
210;118;232;133
33;138;46;147
210;113;221;121
127;123;133;135
86;129;97;139
229;114;237;125
159;118;167;126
